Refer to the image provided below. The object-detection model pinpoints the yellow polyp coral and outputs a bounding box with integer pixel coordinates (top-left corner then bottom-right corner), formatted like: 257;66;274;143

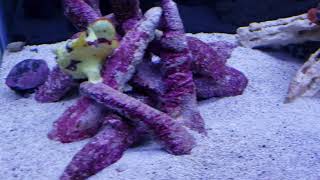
56;18;119;83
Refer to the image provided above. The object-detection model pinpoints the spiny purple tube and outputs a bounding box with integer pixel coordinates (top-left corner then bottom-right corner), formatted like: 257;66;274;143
35;66;78;103
84;0;101;16
63;0;100;30
48;97;104;143
5;59;49;93
194;66;248;99
158;0;206;134
102;7;162;90
60;115;137;180
80;82;195;155
110;0;142;33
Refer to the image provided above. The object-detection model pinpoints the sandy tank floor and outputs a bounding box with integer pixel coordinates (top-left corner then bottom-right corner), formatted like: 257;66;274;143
1;33;320;180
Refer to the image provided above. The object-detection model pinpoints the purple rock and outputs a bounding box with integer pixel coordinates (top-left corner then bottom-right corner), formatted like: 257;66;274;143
187;36;227;77
194;66;248;99
80;82;195;155
102;7;162;90
35;66;78;103
60;114;137;180
5;59;49;93
48;97;104;143
63;0;100;30
158;0;206;134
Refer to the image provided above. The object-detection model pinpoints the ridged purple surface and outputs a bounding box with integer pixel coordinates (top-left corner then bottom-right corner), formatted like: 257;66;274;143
158;0;206;134
48;97;104;143
80;82;195;155
63;0;100;30
195;66;248;99
102;7;162;90
187;35;248;98
60;115;136;180
35;66;78;103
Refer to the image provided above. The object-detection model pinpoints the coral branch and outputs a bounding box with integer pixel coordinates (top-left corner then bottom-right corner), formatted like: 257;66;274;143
63;0;100;30
48;97;104;143
80;82;195;155
158;0;206;134
35;66;78;103
102;7;162;90
60;115;137;180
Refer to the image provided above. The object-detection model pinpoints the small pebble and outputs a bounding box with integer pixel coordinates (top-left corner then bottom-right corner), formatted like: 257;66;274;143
116;164;129;172
7;42;26;52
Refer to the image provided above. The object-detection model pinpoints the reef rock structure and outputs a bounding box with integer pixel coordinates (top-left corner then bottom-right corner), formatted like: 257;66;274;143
5;0;248;179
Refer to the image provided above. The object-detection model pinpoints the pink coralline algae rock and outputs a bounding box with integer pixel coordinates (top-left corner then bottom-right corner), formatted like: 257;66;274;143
102;7;163;90
35;66;78;103
187;37;227;76
5;59;49;93
60;115;137;180
194;66;248;99
187;37;248;98
80;82;195;155
50;7;162;144
208;41;237;61
63;0;100;30
48;97;104;143
158;0;206;134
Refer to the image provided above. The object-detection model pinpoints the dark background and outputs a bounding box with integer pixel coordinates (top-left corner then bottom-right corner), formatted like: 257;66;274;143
1;0;319;45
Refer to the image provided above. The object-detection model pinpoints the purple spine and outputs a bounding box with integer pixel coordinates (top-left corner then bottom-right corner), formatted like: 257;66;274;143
60;115;136;180
48;97;104;143
35;66;77;103
158;0;206;134
80;82;195;155
63;0;100;30
102;7;162;90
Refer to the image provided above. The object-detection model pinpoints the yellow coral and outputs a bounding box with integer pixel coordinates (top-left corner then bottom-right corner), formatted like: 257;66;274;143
56;18;119;83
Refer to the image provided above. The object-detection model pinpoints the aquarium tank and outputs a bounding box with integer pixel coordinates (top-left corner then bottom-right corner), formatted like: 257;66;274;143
1;1;320;180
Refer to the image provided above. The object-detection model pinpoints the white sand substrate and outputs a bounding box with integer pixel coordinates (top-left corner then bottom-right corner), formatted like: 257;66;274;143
1;33;320;180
